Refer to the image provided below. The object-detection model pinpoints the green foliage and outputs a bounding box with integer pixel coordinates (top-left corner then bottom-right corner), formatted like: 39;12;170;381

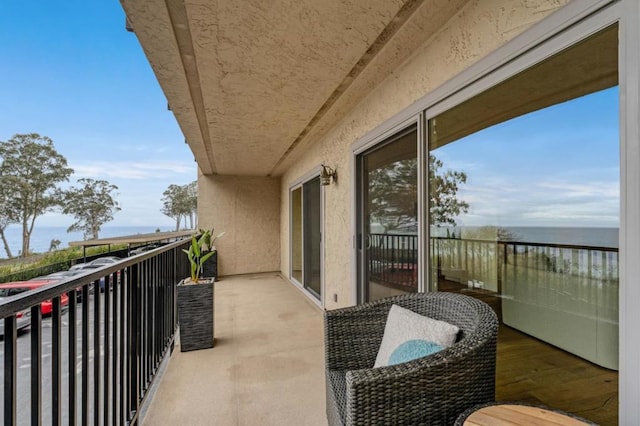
182;229;224;282
369;158;418;232
182;235;215;282
62;178;121;239
0;244;127;283
161;181;197;231
197;228;225;252
0;133;73;257
429;155;469;227
368;154;469;232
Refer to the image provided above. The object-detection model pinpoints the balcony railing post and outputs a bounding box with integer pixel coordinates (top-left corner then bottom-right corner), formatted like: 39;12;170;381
82;284;90;424
93;280;102;425
129;262;141;422
52;297;62;426
4;316;17;426
103;274;111;426
31;305;42;426
68;291;77;426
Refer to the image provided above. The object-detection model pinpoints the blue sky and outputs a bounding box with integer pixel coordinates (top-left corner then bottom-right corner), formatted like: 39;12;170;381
434;87;619;228
0;2;196;228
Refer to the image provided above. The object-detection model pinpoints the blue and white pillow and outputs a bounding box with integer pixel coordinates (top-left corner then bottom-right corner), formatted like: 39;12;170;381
374;304;459;368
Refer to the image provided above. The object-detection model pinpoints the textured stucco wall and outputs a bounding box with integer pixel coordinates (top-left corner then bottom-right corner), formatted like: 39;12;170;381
280;0;569;309
199;174;281;276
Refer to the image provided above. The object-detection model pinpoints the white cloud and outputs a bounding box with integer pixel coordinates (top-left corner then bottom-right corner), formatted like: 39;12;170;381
72;160;195;180
454;172;620;227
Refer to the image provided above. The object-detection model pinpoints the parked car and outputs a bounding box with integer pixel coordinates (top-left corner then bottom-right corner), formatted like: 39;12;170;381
130;243;161;256
36;270;94;301
69;258;122;292
69;263;104;272
88;256;122;266
0;296;31;336
0;280;69;316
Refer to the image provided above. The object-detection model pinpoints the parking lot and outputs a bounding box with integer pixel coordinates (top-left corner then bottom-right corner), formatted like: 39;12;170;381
0;292;105;424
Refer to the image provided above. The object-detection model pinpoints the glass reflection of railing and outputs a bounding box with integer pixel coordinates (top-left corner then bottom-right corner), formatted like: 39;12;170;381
371;234;619;368
370;235;619;292
431;237;619;296
369;233;419;291
432;236;619;369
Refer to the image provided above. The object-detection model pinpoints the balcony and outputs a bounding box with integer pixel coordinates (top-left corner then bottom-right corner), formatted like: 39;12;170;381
142;273;326;425
0;236;617;424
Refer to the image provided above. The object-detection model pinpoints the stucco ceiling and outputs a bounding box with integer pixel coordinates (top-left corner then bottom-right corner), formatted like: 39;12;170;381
120;0;467;176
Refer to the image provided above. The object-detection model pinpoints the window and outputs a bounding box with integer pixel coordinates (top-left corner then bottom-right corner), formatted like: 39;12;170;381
428;25;619;423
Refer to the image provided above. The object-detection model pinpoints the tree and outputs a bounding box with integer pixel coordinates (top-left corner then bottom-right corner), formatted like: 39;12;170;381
0;174;19;258
368;158;418;232
186;180;197;229
49;238;61;251
161;181;197;231
368;155;468;232
429;155;469;226
62;178;121;239
0;133;73;257
161;184;189;231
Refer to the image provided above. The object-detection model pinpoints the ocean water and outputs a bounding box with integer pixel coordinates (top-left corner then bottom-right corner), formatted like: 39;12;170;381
433;226;619;248
0;225;177;258
503;226;618;248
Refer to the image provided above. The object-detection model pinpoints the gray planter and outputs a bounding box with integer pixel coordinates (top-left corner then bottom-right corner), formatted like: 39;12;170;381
177;279;214;351
202;251;218;281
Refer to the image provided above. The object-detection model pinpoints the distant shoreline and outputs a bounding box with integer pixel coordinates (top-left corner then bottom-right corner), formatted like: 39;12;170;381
1;225;178;257
434;225;619;248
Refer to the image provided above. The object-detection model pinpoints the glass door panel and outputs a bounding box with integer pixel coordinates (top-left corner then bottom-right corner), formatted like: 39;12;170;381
291;188;303;283
428;25;618;424
290;177;322;301
303;177;321;298
357;126;418;302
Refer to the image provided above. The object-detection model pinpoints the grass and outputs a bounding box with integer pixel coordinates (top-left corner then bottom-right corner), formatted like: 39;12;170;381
0;244;128;283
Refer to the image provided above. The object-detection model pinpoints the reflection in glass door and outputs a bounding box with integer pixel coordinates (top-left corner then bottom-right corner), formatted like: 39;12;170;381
303;177;321;298
356;126;418;302
428;26;619;423
290;176;322;300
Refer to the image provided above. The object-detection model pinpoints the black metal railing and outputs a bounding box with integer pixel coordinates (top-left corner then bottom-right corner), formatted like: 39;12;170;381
369;233;619;294
0;237;191;425
369;233;419;291
370;234;619;369
430;237;619;291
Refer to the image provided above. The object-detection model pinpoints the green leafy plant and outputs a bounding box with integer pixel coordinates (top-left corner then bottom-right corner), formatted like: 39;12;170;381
183;229;224;283
198;228;225;252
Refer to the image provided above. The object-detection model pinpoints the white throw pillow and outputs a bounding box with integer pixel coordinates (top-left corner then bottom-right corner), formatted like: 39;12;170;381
374;304;460;368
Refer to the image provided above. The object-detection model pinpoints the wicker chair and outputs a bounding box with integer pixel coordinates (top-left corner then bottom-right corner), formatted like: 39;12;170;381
324;292;498;425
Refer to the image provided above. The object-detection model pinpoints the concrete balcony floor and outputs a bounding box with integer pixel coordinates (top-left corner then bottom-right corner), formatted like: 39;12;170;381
143;273;326;426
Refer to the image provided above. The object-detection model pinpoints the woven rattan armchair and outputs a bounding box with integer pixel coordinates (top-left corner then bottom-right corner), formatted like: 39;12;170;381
324;292;498;425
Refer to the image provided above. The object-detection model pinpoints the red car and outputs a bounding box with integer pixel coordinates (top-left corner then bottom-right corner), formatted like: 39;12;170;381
0;280;69;315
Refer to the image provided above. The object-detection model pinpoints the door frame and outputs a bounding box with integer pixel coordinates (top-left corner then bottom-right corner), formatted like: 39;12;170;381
289;166;325;308
351;114;425;304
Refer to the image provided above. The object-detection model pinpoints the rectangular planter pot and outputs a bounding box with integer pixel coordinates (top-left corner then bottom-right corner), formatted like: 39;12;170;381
177;279;214;352
202;251;218;281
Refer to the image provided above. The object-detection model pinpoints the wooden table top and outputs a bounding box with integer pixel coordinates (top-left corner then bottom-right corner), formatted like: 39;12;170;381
464;404;591;425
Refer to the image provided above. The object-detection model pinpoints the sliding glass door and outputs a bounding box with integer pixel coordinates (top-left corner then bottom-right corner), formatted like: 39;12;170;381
427;25;619;423
291;176;322;300
356;125;418;303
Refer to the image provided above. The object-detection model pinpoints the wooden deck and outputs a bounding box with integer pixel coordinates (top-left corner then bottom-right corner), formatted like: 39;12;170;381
440;281;618;425
497;324;617;425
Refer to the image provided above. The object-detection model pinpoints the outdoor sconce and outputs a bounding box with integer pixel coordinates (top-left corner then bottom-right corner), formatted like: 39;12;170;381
320;164;337;186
